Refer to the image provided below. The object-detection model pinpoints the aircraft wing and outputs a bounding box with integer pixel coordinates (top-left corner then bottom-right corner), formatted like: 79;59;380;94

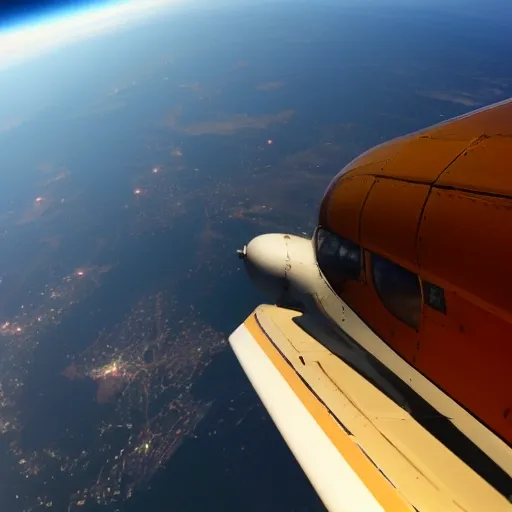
229;304;511;512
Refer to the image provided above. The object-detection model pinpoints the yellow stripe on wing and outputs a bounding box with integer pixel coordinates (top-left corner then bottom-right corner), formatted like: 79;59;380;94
244;314;412;512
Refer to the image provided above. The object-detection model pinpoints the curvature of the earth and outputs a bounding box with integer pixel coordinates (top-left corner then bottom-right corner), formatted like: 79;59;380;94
1;1;512;510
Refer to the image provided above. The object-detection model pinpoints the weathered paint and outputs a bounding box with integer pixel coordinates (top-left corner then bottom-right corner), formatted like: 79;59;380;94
319;98;512;445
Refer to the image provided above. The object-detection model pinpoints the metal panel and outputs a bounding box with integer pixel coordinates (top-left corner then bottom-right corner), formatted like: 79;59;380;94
381;137;469;183
437;136;512;197
324;175;375;244
360;178;429;272
418;188;512;324
428;98;512;140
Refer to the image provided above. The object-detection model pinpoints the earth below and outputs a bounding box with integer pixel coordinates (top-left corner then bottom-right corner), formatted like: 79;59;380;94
0;1;511;510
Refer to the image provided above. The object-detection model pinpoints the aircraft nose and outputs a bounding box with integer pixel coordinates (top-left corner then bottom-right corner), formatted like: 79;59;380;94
239;234;290;303
238;233;318;306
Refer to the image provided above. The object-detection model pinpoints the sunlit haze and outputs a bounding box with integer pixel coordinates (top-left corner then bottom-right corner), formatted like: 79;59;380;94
0;0;184;70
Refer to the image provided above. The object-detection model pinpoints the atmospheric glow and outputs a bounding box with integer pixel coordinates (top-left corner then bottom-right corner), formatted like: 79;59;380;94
0;0;184;70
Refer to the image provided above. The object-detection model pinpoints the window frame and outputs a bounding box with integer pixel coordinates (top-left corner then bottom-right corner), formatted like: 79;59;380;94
314;226;364;289
369;250;423;331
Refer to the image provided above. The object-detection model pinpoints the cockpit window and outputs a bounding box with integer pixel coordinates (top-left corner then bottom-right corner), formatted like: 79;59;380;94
371;253;421;329
315;228;361;288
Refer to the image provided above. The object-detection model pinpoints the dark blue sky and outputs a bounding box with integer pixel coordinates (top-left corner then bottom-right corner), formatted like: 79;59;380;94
0;0;111;27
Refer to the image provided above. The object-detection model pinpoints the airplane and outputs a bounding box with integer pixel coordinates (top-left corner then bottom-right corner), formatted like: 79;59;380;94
229;98;512;512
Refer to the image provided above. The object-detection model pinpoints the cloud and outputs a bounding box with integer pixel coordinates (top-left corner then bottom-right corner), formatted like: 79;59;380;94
417;90;481;106
255;81;285;91
68;99;127;120
164;110;295;135
0;116;26;134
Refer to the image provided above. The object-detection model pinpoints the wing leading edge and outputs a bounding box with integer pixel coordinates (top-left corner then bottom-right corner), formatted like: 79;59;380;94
229;305;512;512
229;314;410;512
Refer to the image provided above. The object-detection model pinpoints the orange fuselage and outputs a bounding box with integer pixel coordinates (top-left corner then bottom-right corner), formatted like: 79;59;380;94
319;99;512;445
